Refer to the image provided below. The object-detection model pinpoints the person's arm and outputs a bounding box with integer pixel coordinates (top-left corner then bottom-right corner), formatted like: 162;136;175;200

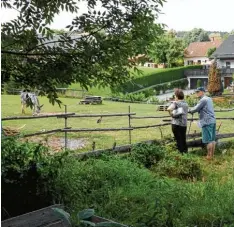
189;98;207;114
167;102;175;117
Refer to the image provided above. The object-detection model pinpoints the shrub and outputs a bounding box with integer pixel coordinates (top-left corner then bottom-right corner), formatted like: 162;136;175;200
152;151;203;180
1;137;68;219
130;143;166;168
120;65;201;93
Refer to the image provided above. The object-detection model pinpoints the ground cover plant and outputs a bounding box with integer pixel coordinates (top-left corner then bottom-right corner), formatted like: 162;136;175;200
2;136;234;226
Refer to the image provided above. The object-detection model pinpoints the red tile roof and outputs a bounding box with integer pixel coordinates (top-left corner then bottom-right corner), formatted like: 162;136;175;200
184;40;222;58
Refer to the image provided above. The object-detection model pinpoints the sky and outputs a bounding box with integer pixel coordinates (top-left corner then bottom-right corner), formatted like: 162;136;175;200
1;0;234;32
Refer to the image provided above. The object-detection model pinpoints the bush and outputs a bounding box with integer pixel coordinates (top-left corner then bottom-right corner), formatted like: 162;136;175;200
1;137;68;219
130;143;166;168
152;151;203;180
120;65;201;93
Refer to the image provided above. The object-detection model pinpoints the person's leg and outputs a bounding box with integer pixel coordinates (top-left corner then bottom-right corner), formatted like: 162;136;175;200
211;123;216;157
172;124;180;152
202;125;211;159
203;124;216;159
180;126;188;153
206;142;213;159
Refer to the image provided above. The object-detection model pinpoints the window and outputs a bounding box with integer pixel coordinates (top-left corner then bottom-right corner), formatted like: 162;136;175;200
188;60;194;65
197;60;201;64
226;62;231;68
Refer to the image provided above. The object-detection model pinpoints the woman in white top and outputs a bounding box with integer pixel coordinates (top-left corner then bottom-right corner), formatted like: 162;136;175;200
167;89;189;153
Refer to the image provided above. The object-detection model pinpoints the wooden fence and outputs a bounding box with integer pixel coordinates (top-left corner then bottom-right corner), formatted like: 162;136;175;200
2;105;234;152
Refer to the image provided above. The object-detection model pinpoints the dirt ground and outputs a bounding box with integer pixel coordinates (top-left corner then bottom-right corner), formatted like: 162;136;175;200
21;136;87;152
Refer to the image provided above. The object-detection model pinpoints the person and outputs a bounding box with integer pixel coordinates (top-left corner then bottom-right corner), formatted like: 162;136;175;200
167;89;188;154
188;87;216;160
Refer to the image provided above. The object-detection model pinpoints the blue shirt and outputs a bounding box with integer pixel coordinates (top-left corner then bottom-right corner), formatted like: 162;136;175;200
190;95;216;127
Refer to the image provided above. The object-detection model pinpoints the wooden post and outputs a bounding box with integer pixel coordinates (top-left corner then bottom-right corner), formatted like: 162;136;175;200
128;106;132;145
64;105;68;150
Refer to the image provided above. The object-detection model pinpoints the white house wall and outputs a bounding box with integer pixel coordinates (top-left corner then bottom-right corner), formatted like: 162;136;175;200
217;59;234;68
184;57;210;66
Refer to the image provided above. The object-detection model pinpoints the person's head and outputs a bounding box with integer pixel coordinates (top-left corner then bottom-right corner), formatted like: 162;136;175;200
195;87;205;98
174;88;184;100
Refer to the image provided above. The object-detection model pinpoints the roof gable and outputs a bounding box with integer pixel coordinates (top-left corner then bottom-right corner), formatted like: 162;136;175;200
184;40;222;58
211;34;234;59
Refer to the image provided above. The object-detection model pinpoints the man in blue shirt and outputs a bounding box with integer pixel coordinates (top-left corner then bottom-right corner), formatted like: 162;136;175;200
188;87;216;160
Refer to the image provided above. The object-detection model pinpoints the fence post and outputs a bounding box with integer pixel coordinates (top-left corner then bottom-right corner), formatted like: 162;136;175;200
64;105;68;150
128;105;132;145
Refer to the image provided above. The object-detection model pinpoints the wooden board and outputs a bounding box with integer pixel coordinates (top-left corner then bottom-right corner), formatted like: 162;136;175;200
1;205;69;227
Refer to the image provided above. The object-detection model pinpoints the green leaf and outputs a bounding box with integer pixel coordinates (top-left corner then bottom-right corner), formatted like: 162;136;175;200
78;209;95;220
52;208;71;226
80;220;96;226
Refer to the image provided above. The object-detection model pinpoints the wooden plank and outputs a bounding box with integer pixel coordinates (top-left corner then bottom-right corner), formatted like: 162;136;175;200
1;205;70;227
132;123;170;129
62;127;134;132
75;134;234;159
2;113;75;121
131;116;170;119
58;113;136;118
163;117;234;122
75;140;159;159
21;129;62;138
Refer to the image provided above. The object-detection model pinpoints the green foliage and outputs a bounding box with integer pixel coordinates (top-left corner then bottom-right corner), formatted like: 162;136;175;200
185;95;197;107
207;47;216;57
130;143;166;168
152;78;189;94
196;79;202;88
1;137;68;219
152;151;203;180
2;137;234;226
120;65;201;93
148;31;186;67
1;0;165;105
184;28;210;45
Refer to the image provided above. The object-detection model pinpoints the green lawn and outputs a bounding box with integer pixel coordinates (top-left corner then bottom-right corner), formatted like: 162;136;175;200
2;95;234;152
68;67;163;97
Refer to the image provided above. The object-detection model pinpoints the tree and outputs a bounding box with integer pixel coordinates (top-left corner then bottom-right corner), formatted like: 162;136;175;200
207;47;216;57
208;60;222;96
1;0;165;105
184;28;210;45
148;32;185;67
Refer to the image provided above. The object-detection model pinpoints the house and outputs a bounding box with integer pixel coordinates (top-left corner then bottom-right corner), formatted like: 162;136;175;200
184;35;234;89
210;34;234;87
184;40;222;66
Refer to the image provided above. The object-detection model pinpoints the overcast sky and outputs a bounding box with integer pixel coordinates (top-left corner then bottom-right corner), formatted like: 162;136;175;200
1;0;234;32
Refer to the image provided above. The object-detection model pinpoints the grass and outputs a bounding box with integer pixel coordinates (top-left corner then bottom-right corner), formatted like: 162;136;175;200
2;94;234;152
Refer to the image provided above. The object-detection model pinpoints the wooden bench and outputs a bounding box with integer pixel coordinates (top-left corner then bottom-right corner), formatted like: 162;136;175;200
79;96;102;105
156;104;169;111
1;205;69;227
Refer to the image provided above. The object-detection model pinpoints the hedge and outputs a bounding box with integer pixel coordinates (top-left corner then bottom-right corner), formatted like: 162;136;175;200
120;65;202;93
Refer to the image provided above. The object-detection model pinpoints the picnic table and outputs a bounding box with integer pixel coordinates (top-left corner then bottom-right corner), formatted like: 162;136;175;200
156;104;169;111
79;96;102;105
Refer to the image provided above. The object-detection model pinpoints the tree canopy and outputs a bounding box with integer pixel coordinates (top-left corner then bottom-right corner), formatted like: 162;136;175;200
207;47;216;57
148;31;185;67
1;0;165;104
183;28;210;45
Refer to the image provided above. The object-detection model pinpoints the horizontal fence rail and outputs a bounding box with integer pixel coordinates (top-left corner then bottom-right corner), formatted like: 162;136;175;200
57;113;136;118
2;113;76;121
163;117;234;122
